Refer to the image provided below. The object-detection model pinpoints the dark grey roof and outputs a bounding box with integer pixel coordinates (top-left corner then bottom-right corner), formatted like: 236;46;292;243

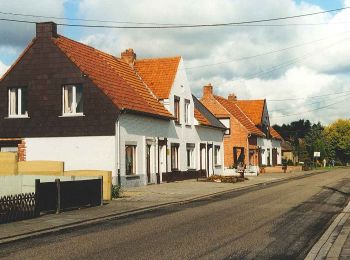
192;95;226;129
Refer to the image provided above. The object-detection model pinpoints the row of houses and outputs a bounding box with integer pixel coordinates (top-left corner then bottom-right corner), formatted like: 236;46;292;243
0;22;283;187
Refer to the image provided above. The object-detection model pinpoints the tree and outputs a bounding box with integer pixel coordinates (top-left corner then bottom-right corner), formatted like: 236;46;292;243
324;119;350;164
305;122;327;161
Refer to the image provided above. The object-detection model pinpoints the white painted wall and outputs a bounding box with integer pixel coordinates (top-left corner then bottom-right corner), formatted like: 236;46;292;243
257;137;282;165
26;136;115;173
117;58;224;186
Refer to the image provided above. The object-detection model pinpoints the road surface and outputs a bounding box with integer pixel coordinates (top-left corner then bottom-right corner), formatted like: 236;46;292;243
1;168;350;259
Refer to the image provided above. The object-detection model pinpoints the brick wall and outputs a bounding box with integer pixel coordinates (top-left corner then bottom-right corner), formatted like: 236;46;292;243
223;116;250;167
0;35;119;138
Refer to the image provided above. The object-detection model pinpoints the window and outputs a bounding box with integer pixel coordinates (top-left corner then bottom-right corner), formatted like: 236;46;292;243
214;145;221;166
171;143;179;170
184;99;190;125
219;118;230;135
125;145;136;175
174;96;180;124
62;85;83;115
8;87;28;117
186;143;195;168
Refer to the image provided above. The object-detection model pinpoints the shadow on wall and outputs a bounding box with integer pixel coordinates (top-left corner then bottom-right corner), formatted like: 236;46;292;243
0;152;112;200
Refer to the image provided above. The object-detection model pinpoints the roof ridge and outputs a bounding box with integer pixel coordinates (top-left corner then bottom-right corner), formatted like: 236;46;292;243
214;95;264;136
136;56;181;62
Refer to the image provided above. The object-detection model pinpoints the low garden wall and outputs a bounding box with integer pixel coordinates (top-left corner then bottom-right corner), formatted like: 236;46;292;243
0;175;98;196
0;153;112;200
263;165;302;173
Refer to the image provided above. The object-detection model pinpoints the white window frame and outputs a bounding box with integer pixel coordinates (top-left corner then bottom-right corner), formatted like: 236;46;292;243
214;145;221;166
171;144;179;170
184;99;190;125
62;85;84;116
125;145;137;175
186;144;195;169
219;118;230;135
8;87;28;118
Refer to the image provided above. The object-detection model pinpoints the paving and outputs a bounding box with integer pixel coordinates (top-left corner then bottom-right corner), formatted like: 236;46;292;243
0;168;349;259
305;179;350;260
0;170;324;245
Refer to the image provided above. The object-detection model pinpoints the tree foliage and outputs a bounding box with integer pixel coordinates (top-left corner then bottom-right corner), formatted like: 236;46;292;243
274;119;350;165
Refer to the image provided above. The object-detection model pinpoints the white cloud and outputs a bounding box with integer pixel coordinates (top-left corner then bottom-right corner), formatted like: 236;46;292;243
0;60;9;78
0;0;65;47
1;0;349;125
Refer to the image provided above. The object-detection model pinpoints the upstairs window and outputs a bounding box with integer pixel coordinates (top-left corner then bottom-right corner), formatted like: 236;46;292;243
220;118;230;135
184;99;190;125
62;85;83;115
174;96;180;124
8;87;28;117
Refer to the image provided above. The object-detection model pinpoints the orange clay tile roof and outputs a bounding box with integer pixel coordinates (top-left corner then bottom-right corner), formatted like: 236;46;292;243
134;57;181;99
200;96;230;118
214;96;265;137
53;36;173;119
270;127;283;140
235;100;265;126
194;108;210;126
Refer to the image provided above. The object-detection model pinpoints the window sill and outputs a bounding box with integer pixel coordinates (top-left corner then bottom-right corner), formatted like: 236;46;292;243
187;167;196;170
59;113;85;118
215;164;222;167
175;122;181;126
5;115;30;119
185;124;191;127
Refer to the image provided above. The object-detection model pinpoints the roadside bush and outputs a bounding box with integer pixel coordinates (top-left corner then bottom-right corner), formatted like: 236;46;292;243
112;185;122;199
335;160;343;166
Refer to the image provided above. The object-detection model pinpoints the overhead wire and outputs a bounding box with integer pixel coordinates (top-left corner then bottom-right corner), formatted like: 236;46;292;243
0;6;349;29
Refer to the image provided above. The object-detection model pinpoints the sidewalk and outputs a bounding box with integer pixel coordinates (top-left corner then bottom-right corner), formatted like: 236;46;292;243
306;198;350;260
0;170;324;245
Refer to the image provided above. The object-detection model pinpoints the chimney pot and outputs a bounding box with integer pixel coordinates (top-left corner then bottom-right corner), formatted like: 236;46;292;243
203;83;213;97
121;48;136;66
228;93;237;101
36;22;57;38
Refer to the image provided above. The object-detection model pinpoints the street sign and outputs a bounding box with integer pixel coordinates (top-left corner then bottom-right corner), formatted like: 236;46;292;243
314;152;320;157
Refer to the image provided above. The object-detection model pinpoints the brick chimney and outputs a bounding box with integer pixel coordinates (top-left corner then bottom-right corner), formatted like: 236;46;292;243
121;48;136;66
203;83;213;97
36;22;57;38
228;93;237;101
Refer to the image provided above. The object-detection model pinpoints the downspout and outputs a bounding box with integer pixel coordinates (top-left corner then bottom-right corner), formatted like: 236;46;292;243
247;133;251;166
116;117;121;186
211;142;214;176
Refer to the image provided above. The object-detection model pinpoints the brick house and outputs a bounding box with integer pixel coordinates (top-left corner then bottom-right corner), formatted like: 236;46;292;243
200;84;283;174
0;22;225;186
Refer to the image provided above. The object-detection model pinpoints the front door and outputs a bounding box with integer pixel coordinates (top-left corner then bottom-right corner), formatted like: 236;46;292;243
146;144;151;183
272;148;278;166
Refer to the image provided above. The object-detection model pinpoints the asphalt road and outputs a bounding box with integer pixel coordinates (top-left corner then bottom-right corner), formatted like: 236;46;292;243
1;168;350;260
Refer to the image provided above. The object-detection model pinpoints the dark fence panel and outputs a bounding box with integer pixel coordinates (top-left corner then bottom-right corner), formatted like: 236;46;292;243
37;181;57;212
162;170;206;183
60;179;102;209
0;193;36;224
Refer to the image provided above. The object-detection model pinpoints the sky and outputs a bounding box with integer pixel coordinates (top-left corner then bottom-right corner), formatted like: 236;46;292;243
0;0;349;126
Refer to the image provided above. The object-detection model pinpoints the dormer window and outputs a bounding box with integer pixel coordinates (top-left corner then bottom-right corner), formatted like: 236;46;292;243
184;99;190;125
8;87;28;117
62;85;83;116
174;96;180;124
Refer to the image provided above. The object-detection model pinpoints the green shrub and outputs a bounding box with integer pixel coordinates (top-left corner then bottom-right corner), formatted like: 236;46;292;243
112;185;122;199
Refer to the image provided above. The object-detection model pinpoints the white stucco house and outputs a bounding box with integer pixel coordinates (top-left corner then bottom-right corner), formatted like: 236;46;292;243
0;22;226;187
